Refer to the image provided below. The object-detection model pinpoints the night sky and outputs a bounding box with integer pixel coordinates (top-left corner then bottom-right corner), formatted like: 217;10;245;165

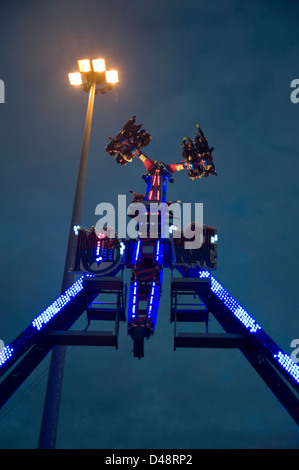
0;0;299;449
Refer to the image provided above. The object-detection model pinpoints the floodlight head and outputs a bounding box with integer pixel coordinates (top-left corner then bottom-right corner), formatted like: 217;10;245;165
68;72;83;86
78;59;91;73
92;58;106;72
105;70;119;84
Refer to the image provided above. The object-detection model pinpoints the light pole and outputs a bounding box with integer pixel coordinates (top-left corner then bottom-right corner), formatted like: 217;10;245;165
38;59;119;449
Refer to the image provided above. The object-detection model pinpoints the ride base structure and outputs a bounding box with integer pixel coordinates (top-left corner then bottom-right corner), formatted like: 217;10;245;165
1;117;299;433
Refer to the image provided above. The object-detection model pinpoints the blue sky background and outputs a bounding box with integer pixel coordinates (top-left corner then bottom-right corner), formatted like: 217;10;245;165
0;0;299;449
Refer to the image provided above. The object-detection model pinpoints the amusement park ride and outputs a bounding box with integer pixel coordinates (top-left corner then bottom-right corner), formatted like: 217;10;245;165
0;117;299;442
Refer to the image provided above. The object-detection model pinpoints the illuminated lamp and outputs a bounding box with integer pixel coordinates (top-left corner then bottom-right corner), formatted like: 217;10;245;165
105;70;119;84
68;72;82;86
92;58;106;72
78;59;91;73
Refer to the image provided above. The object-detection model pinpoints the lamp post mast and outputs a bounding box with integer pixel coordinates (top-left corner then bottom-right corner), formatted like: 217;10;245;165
38;59;118;449
38;80;96;449
38;58;118;448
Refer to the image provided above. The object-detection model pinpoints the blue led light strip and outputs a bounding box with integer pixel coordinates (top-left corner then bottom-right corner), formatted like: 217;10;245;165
210;275;262;333
32;275;85;331
155;241;160;262
127;281;138;323
0;275;91;371
147;281;156;319
198;270;299;385
162;176;167;203
146;241;164;326
273;351;299;382
134;239;141;264
132;281;138;319
0;345;14;367
147;277;162;328
156;239;164;265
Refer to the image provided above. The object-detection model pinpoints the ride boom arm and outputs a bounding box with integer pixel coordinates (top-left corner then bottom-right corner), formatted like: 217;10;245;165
105;116;217;182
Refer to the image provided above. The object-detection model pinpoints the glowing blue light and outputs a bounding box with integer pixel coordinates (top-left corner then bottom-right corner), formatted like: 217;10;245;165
134;239;141;263
32;275;86;331
120;242;125;255
148;282;156;317
205;273;262;333
169;225;176;234
96;244;101;256
198;271;210;279
96;256;103;262
73;225;81;235
156;241;160;262
0;274;97;372
147;280;161;322
128;281;138;323
132;301;136;317
0;345;14;366
274;352;299;383
156;240;164;266
198;270;299;385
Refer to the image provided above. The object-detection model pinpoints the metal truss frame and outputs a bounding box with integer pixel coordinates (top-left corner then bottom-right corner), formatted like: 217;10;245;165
171;271;299;425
